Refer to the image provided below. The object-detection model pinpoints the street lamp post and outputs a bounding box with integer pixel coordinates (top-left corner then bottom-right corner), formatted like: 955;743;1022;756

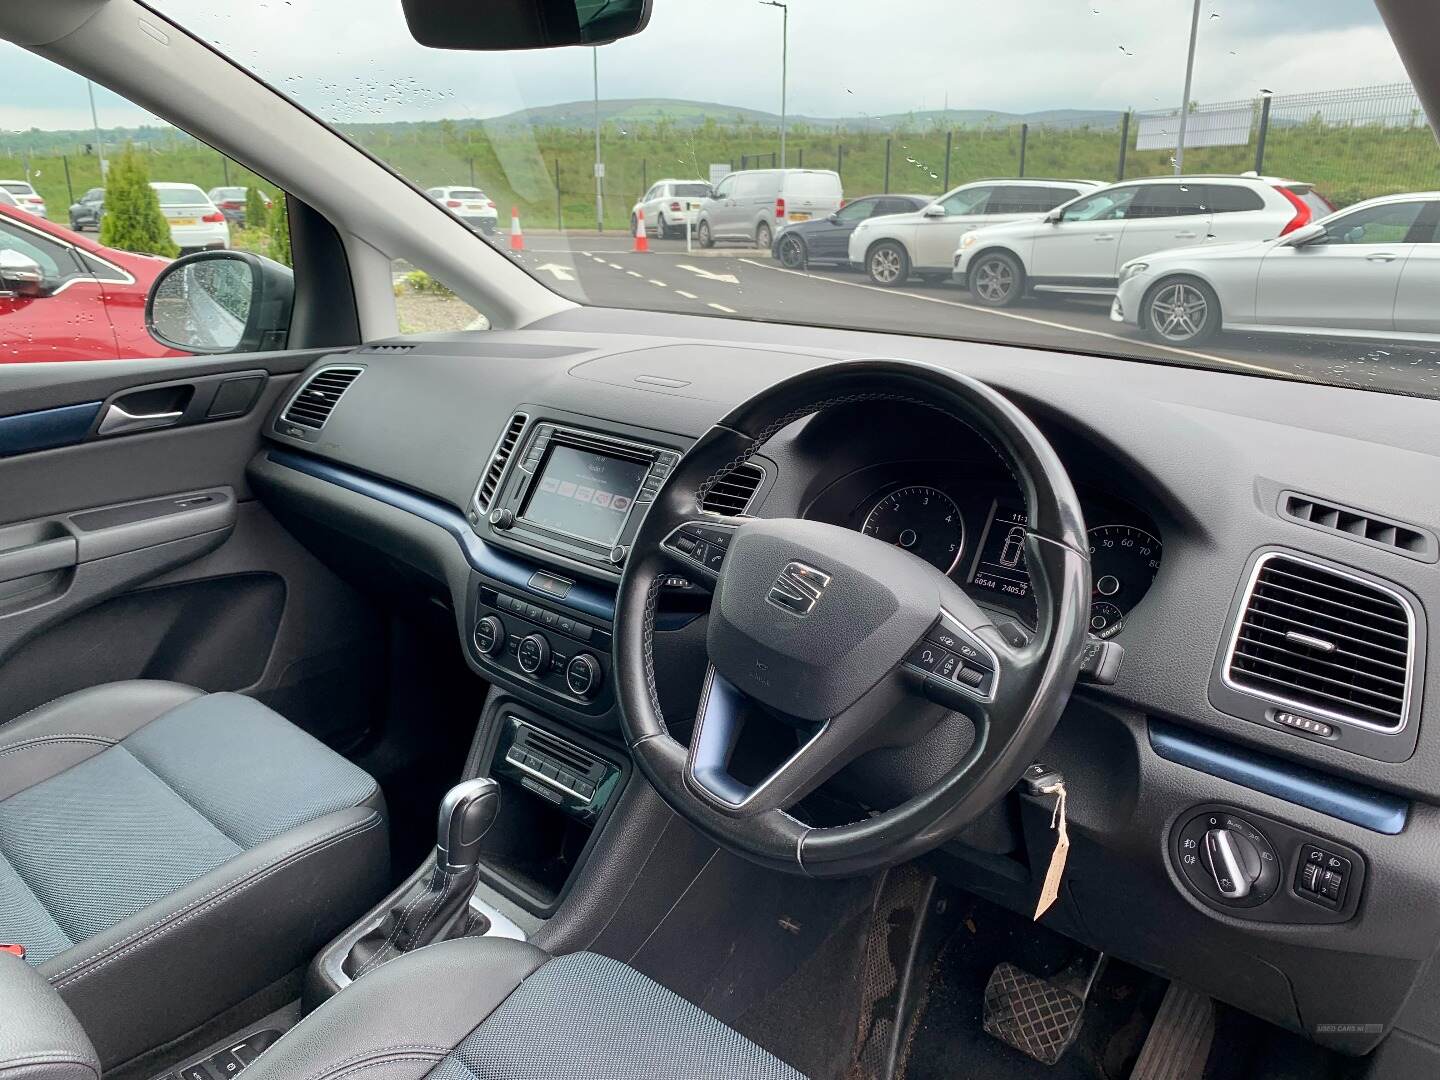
86;79;107;178
1173;0;1202;175
760;1;788;168
593;47;603;232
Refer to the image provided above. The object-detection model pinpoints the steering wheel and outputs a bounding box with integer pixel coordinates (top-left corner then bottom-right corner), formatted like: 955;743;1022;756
613;359;1090;878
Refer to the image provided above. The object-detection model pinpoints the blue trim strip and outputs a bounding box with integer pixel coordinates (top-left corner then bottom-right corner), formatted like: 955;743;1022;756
266;449;618;621
0;402;100;457
1149;720;1408;835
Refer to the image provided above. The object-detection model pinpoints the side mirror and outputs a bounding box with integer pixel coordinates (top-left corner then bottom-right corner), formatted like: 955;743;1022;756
826;212;840;223
1283;222;1327;247
1044;208;1065;224
922;203;947;218
0;249;45;298
145;250;294;354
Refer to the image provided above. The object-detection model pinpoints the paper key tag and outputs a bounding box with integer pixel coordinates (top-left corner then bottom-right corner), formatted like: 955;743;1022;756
1033;780;1070;921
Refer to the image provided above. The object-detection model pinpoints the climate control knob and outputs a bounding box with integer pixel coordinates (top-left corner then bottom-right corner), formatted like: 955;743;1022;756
565;653;602;699
516;633;551;676
473;616;504;656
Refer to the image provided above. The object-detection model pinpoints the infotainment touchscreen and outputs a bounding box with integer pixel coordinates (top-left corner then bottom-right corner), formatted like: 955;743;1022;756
520;443;649;547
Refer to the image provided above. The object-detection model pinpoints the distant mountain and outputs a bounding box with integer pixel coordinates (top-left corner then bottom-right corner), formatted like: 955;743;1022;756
0;98;1129;155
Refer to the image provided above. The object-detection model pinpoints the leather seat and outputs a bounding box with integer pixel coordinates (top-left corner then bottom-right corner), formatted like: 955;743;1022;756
0;681;389;1069
247;936;807;1080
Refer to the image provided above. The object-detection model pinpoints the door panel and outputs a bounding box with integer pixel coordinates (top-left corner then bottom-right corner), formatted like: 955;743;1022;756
1255;245;1410;330
1393;246;1440;335
1030;186;1140;283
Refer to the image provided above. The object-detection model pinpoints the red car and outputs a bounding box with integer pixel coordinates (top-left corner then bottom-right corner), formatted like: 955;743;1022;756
0;205;187;363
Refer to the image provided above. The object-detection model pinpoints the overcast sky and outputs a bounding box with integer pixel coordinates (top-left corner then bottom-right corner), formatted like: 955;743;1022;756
0;0;1413;132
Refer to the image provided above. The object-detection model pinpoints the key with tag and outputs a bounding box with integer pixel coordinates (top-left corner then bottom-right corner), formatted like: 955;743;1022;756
1031;773;1070;921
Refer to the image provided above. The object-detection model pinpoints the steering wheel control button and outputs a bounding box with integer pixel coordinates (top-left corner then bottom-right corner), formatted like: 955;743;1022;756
516;633;551;676
565;654;602;699
934;652;962;680
1175;810;1279;909
928;626;991;668
473;616;504;656
906;643;948;672
956;665;987;689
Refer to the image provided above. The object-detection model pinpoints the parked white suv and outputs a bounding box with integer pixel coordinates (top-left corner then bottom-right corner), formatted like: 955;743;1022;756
848;178;1102;286
1111;191;1440;345
631;179;712;238
697;169;843;249
953;174;1331;307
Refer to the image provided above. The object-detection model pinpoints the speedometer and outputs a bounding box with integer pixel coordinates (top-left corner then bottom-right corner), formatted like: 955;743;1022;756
861;485;965;574
1087;525;1162;638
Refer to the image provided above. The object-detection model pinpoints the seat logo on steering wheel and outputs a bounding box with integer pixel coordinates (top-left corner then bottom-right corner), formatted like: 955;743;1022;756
766;561;832;616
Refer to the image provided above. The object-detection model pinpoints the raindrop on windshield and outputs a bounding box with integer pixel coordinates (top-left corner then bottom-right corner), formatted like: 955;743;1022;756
1118;45;1133;56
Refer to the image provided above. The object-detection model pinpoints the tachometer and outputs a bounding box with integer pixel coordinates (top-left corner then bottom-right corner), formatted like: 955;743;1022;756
1087;525;1162;638
861;485;965;574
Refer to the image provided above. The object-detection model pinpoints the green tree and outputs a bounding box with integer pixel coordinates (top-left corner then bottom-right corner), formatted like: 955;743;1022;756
244;185;268;230
268;190;291;267
99;146;177;257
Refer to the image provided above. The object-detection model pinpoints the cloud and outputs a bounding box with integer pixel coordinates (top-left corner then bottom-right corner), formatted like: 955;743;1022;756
1;0;1416;130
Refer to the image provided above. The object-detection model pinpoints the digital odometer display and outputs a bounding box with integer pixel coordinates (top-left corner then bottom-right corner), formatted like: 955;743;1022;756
968;500;1032;601
521;444;648;547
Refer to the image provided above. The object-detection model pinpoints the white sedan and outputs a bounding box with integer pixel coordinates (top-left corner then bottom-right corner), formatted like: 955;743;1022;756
1111;191;1440;345
632;179;712;238
151;182;230;252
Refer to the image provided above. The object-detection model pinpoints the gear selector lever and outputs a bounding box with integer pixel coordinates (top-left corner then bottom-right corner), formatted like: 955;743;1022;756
345;778;499;978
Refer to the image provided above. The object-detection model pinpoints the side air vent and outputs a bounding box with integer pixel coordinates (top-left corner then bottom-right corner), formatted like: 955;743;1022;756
1280;491;1437;563
279;366;363;430
1224;553;1414;732
700;461;765;516
475;412;529;512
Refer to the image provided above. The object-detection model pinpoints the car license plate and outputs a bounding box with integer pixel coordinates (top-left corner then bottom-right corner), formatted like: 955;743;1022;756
688;202;701;210
170;217;199;226
464;203;484;210
788;212;810;222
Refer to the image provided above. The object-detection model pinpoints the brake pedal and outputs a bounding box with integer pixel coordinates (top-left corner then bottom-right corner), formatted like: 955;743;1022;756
982;953;1103;1065
1129;981;1214;1080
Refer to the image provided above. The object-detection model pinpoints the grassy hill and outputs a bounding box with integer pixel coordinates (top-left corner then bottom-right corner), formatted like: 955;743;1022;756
2;99;1435;235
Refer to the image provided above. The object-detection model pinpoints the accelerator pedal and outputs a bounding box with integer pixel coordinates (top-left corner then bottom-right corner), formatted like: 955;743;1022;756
1129;981;1215;1080
982;952;1104;1065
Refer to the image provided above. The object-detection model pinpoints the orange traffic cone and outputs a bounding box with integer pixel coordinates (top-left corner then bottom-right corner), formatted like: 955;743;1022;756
633;209;649;253
509;206;524;253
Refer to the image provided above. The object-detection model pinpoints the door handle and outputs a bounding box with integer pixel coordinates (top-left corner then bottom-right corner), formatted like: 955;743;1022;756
1174;232;1200;239
1366;253;1399;262
97;404;185;436
1093;235;1115;242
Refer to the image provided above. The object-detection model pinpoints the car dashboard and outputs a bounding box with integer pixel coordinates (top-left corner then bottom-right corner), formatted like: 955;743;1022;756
247;311;1440;1060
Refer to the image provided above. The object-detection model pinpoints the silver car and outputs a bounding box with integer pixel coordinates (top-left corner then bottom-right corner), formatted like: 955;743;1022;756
1112;191;1440;345
696;169;843;250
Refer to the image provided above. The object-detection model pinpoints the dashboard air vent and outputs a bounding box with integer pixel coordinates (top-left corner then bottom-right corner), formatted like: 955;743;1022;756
1225;553;1413;731
280;366;363;430
1280;491;1437;563
475;412;528;512
700;461;765;516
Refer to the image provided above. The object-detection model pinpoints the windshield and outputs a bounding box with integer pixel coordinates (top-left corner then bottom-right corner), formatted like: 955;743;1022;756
139;2;1440;396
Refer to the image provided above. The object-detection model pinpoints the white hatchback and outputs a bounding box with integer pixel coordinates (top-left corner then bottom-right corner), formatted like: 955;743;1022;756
848;178;1102;286
151;182;230;252
953;174;1330;307
1111;191;1440;345
426;186;499;234
632;179;712;238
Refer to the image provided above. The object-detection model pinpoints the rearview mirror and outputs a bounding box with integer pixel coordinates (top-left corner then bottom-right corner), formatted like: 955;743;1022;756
145;250;294;354
0;250;45;298
401;0;652;50
922;204;946;218
1284;222;1327;247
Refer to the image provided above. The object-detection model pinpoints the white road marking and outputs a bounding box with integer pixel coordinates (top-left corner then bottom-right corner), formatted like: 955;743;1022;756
707;303;737;313
534;263;577;282
677;263;739;284
626;270;643;278
740;259;1298;378
674;290;698;299
648;279;668;287
591;256;608;264
608;262;624;270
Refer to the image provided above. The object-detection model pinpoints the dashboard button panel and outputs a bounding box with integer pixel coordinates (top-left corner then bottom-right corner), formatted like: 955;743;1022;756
472;585;613;710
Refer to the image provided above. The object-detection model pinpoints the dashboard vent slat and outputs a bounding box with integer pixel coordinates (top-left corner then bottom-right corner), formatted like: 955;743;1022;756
280;366;363;430
1225;553;1414;732
700;461;765;516
1280;491;1437;563
475;413;528;513
356;343;417;354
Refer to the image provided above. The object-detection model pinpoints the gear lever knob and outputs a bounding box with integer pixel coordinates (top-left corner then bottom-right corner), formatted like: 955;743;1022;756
436;777;499;874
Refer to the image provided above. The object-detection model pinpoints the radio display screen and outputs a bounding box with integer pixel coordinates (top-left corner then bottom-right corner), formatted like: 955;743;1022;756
520;443;648;547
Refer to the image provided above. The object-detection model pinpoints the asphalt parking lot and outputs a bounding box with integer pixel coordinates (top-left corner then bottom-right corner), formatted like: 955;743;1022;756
498;233;1440;398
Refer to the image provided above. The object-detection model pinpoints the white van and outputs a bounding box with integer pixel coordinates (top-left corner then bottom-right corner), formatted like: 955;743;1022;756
696;169;843;249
